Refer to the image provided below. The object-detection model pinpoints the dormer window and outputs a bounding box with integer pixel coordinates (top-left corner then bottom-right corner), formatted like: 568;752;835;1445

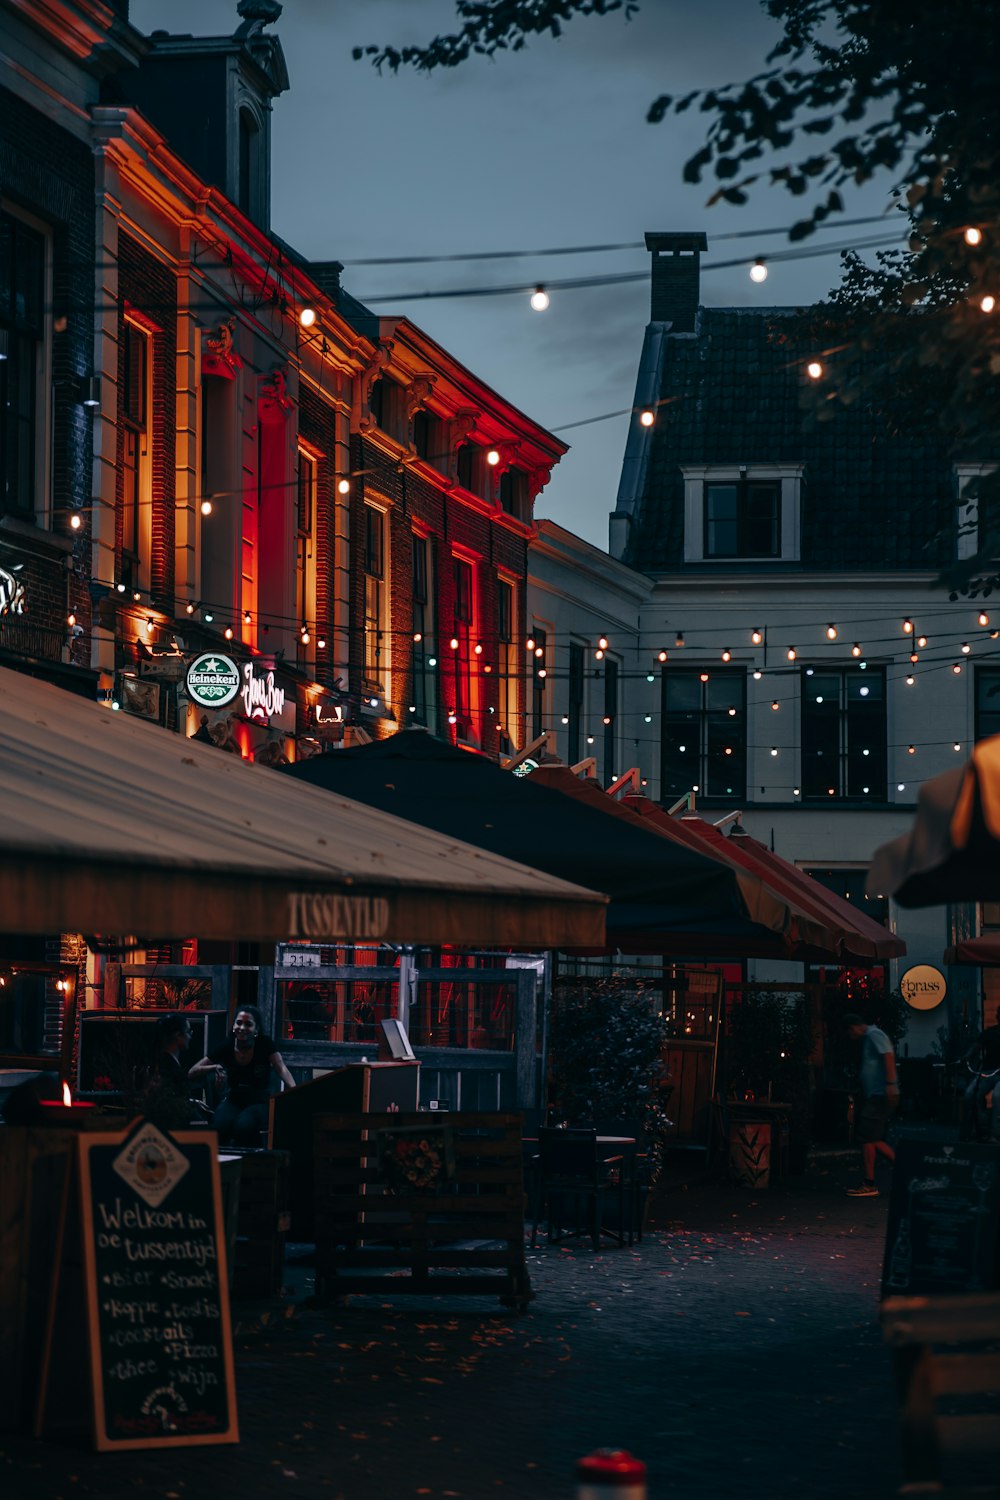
682;464;802;563
955;463;997;561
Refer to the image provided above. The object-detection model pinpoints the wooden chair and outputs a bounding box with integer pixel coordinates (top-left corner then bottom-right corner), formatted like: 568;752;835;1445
881;1292;1000;1495
530;1127;629;1251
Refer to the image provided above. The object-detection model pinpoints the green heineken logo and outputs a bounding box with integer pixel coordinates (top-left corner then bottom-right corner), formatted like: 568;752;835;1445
186;653;240;708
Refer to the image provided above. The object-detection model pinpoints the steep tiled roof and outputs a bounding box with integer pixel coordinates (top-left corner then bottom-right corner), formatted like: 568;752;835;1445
625;307;959;573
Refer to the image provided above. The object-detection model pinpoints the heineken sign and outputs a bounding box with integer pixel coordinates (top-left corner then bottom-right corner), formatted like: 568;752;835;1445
186;653;240;708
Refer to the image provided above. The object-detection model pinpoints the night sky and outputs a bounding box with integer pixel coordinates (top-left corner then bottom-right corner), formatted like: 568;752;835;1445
129;0;899;547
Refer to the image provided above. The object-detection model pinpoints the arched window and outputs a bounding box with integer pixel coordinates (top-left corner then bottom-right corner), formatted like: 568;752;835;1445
238;108;260;218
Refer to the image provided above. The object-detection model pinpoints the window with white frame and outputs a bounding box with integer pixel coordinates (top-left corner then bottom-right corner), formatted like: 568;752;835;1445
0;208;47;521
955;464;997;562
800;665;885;802
364;503;387;692
682;464;802;563
661;668;746;801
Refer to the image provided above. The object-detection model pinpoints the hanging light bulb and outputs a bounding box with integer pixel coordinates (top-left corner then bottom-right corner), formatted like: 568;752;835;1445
787;647;797;661
751;628;763;645
317;637;326;650
905;674;915;686
699;672;709;684
474;641;483;655
826;624;838;640
448;711;457;725
903;618;913;634
450;637;459;651
526;637;536;652
224;625;234;640
851;642;862;657
337;477;351;495
752;669;762;680
962;641;972;654
721;647;732;662
243;610;252;625
67;611;76;627
598;636;609;651
908;745;916;755
200;499;213;516
70;512;82;530
594;648;605;661
300;624;310;645
413;631;423;643
534;646;544;659
530;286;549;312
980;294;996;313
749;258;768;283
771;700;780;711
917;635;927;648
979;612;990;626
185;601;195;615
953;662;963;673
806;360;823;380
639;409;655;428
965;226;983;246
486;449;500;467
675;632;684;648
299;306;317;328
145;617;154;634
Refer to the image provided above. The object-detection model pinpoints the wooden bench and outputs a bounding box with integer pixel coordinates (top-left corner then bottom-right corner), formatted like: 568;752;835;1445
881;1293;1000;1495
313;1111;532;1309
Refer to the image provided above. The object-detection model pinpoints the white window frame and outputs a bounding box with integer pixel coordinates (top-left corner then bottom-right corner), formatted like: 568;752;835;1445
681;463;803;564
955;463;997;562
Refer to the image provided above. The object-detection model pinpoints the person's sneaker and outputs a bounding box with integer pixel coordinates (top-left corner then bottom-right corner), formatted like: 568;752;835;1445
846;1182;879;1197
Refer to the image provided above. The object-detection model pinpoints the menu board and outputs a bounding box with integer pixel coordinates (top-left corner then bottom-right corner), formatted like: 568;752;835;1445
881;1138;1000;1298
77;1121;238;1450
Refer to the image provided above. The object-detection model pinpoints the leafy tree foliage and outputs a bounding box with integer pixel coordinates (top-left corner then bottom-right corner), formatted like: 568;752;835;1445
359;0;1000;591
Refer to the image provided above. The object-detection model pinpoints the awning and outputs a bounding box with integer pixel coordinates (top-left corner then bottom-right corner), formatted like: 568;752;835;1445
531;767;903;964
868;735;1000;906
286;731;838;955
529;765;841;958
0;666;607;947
944;936;1000;966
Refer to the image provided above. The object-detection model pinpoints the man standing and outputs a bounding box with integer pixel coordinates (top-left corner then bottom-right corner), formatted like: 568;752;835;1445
844;1013;899;1197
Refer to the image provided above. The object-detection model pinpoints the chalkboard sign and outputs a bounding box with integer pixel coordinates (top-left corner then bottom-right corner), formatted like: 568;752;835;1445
77;1120;238;1450
881;1138;1000;1298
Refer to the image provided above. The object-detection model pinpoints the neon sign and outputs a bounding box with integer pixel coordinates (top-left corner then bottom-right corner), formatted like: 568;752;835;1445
241;662;285;724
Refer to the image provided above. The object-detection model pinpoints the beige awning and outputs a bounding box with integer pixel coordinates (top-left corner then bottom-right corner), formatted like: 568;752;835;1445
0;666;607;947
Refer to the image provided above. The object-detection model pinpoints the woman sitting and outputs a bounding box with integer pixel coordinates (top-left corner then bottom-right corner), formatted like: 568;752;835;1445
189;1005;295;1146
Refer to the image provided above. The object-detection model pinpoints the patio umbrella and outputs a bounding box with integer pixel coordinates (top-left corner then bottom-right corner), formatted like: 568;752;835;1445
528;765;847;961
943;935;1000;965
867;734;1000;906
287;731;827;955
0;667;606;948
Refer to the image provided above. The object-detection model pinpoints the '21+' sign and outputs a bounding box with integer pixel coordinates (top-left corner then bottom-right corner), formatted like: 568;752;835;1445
186;652;287;727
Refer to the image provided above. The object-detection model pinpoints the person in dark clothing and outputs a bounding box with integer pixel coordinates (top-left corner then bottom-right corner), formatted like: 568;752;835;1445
189;1005;294;1146
141;1012;199;1130
960;1004;1000;1141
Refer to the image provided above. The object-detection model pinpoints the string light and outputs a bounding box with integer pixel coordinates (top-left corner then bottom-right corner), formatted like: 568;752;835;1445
69;512;82;530
752;670;762;680
224;625;234;640
317;637;326;650
903;618;913;634
486;449;500;466
598;637;609;651
639;409;655;428
905;675;915;686
965;227;983;246
200;499;213;516
67;612;76;627
337;478;351;495
300;625;310;645
450;637;459;651
787;647;797;661
771;700;780;711
594;648;605;661
851;643;862;657
526;637;536;652
806;361;823;380
721;647;732;662
825;624;838;640
185;602;195;615
144;617;154;634
961;642;971;654
979;612;990;626
657;649;668;663
675;632;684;648
980;295;996;313
530;286;549;312
953;663;963;673
751;628;763;645
749;258;768;283
299;306;317;328
917;635;927;648
243;610;252;624
474;641;484;655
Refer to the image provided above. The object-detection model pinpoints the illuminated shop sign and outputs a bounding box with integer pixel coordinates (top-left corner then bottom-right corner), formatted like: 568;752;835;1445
900;964;947;1010
241;661;285;724
0;565;26;618
185;653;240;708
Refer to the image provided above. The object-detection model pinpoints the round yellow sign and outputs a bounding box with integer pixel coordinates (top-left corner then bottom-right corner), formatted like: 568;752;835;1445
900;964;947;1011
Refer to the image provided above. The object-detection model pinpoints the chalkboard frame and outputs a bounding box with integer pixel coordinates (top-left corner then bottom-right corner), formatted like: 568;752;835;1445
76;1120;239;1451
881;1137;1000;1299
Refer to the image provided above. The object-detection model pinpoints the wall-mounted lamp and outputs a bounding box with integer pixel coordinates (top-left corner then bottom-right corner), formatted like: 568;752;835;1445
80;376;101;409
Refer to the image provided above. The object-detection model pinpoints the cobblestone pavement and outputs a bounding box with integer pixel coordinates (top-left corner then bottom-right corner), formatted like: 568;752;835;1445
1;1150;909;1500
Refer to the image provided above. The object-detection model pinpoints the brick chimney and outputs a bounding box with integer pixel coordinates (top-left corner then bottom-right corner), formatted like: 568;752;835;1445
644;232;707;332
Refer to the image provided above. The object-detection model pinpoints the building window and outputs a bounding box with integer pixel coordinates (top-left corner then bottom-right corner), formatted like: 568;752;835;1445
531;625;548;741
295;448;316;666
499;466;527;521
661;669;746;801
801;666;886;802
682;465;802;563
955;465;996;562
411;533;436;728
452;555;477;743
975;666;1000;741
413;409;447;470
370;377;405;444
603;658;619;780
364;504;386;691
704;479;779;558
568;641;585;764
0;209;46;519
120;318;151;593
497;577;519;753
237;108;260;219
